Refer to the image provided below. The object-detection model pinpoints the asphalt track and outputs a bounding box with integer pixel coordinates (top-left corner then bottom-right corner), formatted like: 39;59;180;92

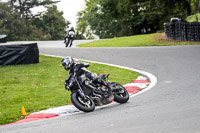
1;41;200;133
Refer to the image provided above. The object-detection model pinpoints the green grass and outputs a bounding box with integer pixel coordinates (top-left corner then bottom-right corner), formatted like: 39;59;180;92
0;55;140;125
186;13;200;22
78;33;200;47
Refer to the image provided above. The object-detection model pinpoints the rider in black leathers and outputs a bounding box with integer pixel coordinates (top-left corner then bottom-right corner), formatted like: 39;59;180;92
61;56;112;95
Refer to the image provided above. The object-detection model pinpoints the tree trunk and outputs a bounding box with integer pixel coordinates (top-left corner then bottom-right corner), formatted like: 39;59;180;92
198;0;200;13
194;0;198;21
185;1;192;16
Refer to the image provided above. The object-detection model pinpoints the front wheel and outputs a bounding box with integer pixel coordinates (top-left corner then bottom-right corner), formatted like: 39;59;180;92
69;39;73;47
110;82;129;103
65;41;69;47
71;92;95;112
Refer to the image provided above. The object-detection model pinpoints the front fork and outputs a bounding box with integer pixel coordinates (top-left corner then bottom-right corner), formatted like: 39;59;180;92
75;77;87;100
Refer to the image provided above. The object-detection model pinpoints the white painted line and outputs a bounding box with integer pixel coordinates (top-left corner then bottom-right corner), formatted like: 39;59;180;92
32;105;79;115
135;76;148;80
124;83;148;89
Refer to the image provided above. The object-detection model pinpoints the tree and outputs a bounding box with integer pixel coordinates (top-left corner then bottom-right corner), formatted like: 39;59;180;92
8;0;59;35
186;0;200;21
41;5;69;40
76;11;94;39
0;2;27;40
9;0;58;19
77;0;193;39
0;1;70;41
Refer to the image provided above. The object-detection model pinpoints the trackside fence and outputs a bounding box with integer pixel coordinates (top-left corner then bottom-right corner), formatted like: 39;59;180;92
164;21;200;42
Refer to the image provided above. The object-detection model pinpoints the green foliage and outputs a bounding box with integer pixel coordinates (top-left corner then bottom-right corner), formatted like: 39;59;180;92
41;5;69;40
0;55;140;125
76;11;95;39
8;0;58;20
0;2;26;40
0;1;69;41
76;0;195;39
187;13;200;22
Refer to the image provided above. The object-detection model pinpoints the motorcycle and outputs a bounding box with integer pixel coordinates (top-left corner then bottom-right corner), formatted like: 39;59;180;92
65;31;75;47
63;61;129;112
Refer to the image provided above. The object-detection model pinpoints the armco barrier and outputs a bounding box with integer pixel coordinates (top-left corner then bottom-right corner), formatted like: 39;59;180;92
164;21;200;42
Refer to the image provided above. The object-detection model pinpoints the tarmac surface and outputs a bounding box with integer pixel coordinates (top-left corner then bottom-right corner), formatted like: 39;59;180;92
1;40;200;133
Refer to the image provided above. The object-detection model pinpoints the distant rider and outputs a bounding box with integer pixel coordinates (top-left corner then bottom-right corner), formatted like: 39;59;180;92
64;27;75;47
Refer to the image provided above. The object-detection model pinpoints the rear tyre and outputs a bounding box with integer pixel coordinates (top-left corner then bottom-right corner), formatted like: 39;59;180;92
111;82;129;103
71;92;95;112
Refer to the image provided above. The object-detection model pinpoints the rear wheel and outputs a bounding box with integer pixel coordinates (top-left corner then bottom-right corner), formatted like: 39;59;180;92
110;82;129;103
71;92;95;112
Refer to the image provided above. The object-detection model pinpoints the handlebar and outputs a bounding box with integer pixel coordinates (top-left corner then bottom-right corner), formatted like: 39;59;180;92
106;73;110;78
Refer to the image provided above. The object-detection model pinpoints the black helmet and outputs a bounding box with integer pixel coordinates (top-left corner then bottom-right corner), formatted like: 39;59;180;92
61;56;74;71
70;27;74;31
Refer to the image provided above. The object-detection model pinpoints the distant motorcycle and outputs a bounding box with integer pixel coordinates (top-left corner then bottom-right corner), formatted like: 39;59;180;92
61;56;129;112
64;31;75;47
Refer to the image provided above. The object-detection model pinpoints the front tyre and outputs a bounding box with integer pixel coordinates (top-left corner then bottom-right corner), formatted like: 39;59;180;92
111;82;129;103
69;39;73;47
65;41;69;47
71;92;95;112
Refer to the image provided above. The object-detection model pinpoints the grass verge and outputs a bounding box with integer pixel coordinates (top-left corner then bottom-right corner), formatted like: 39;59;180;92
0;55;140;125
186;13;200;22
78;33;200;47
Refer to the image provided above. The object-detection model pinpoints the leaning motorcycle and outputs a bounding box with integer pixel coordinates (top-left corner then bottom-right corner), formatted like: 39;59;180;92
65;31;75;47
62;58;129;112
